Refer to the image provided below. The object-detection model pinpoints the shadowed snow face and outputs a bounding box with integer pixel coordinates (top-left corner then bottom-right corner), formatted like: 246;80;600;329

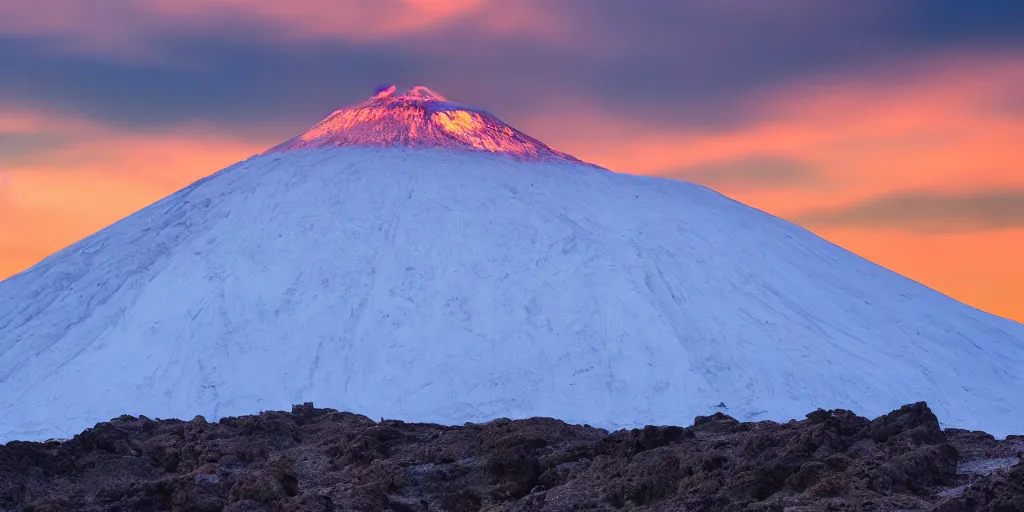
267;85;584;164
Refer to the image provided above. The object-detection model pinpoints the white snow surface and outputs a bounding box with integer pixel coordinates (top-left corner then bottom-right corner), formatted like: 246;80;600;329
1;148;1022;443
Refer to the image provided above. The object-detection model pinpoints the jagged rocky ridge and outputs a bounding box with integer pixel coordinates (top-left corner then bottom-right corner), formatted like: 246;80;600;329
2;403;1021;511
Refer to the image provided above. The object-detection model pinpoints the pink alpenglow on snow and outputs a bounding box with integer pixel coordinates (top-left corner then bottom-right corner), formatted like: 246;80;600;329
268;85;585;164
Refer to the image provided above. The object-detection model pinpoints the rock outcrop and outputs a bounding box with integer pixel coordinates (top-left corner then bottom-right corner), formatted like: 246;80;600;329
1;402;1021;511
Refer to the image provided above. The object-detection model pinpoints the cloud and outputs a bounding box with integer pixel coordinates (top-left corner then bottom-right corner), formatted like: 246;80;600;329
667;155;819;191
0;0;522;49
0;1;1021;138
0;133;70;167
797;190;1024;232
0;107;262;279
892;0;1024;45
0;34;430;137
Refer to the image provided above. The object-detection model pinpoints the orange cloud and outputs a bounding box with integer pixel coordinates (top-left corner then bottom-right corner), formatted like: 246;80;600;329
149;0;490;38
516;54;1024;321
0;108;263;278
0;0;557;55
525;54;1024;211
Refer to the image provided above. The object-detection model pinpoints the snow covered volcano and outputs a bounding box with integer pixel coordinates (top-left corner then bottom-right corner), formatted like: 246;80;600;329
1;86;1022;442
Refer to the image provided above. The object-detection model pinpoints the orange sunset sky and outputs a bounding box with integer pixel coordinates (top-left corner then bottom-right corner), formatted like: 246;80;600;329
0;1;1022;322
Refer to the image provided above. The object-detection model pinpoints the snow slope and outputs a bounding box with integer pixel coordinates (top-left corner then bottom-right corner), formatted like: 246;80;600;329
1;147;1022;442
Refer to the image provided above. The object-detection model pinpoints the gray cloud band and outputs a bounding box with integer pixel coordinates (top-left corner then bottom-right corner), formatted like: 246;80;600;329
796;190;1024;232
669;155;818;191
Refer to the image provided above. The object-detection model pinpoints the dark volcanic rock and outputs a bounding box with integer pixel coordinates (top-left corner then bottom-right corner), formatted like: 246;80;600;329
1;402;1020;511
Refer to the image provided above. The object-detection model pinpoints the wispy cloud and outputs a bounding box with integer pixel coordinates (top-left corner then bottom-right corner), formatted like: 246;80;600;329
797;190;1024;233
668;155;819;191
0;106;262;278
0;133;69;167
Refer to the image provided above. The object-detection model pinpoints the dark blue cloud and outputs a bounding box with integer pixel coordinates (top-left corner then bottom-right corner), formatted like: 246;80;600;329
0;0;1020;141
894;0;1024;45
537;0;1022;107
0;34;429;138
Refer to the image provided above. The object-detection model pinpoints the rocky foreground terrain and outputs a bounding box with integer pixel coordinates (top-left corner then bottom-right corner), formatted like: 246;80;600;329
1;402;1021;511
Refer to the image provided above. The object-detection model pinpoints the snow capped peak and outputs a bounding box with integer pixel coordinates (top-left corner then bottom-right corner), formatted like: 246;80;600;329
395;84;446;102
267;85;584;164
373;84;398;99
